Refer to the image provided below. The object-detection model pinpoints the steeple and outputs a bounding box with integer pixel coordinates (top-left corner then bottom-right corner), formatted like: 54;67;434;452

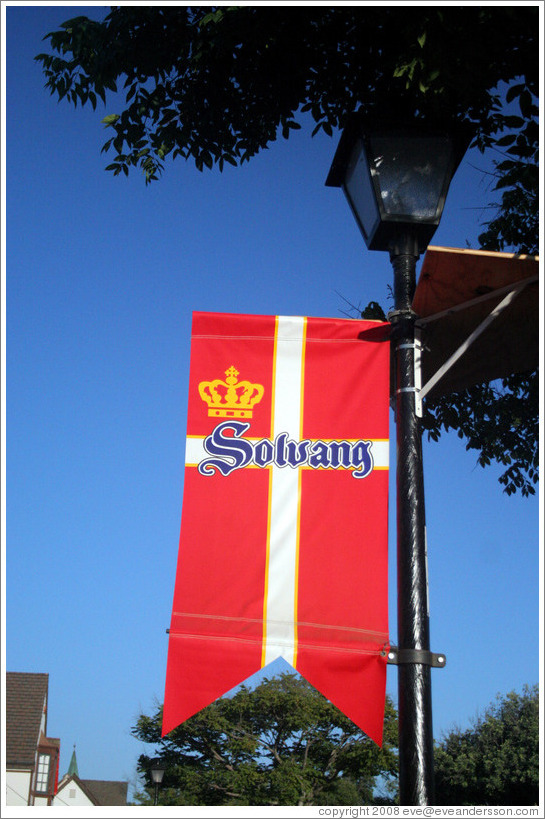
67;744;79;777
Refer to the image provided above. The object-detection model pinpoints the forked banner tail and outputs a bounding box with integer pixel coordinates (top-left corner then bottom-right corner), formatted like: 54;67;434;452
162;311;390;745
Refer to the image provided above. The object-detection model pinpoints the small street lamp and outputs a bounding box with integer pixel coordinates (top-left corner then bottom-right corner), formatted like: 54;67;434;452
326;115;471;806
150;760;166;806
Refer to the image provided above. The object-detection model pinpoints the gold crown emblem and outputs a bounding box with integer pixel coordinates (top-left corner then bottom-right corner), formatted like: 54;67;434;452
198;365;264;419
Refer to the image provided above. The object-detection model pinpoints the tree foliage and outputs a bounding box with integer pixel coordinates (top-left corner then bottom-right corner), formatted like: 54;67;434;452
421;373;539;498
419;83;538;498
421;63;539;499
131;673;399;806
35;6;538;182
434;685;539;806
36;6;539;496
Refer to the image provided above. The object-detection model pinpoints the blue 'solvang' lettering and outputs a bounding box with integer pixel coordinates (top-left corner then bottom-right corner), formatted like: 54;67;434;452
350;440;374;478
285;438;310;467
254;438;275;467
198;421;253;476
198;423;374;478
308;441;331;470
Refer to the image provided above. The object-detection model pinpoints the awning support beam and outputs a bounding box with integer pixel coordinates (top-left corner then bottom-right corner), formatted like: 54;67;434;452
414;275;537;415
416;273;538;327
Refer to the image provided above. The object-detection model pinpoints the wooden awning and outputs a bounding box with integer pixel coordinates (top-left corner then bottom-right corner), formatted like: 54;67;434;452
412;246;539;402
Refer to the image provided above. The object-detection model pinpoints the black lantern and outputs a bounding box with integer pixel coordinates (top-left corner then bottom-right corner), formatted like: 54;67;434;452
150;760;166;805
326;118;469;254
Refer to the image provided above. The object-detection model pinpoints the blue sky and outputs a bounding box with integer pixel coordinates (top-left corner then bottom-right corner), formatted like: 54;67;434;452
3;2;541;805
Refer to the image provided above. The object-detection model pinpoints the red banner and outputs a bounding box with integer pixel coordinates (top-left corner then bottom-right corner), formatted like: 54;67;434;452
163;312;390;744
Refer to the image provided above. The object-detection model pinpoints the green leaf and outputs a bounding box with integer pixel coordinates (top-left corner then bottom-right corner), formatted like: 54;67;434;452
505;82;525;104
102;113;120;126
518;89;536;118
199;9;224;28
126;83;138;103
495;134;516;147
501;115;524;128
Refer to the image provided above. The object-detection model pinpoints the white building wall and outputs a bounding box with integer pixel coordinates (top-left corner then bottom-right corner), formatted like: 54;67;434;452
5;770;31;806
52;782;94;807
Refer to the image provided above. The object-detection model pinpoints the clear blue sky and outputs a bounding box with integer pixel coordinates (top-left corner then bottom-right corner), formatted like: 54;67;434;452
3;3;541;804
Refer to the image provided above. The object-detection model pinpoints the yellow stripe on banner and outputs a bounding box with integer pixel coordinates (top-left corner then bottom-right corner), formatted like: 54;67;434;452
262;316;280;667
293;317;306;669
292;466;303;669
261;461;275;667
270;315;280;442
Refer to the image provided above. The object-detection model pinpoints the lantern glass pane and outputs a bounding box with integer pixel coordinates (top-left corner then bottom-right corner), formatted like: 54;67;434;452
151;767;165;784
343;138;380;242
369;135;453;220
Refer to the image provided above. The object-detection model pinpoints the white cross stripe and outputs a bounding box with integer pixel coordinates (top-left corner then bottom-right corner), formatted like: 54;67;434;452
262;315;306;667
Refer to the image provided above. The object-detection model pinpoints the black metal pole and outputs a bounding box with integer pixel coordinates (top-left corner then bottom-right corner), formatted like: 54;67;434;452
390;247;435;806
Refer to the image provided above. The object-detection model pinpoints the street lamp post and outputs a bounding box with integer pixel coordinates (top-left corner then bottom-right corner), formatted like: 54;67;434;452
150;760;166;806
326;116;470;805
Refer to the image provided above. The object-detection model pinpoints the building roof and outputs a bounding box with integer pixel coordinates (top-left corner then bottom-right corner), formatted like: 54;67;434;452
55;775;99;806
56;774;128;806
6;672;49;767
81;779;128;806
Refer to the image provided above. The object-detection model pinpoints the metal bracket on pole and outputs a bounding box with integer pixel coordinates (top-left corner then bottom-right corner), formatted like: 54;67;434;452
391;341;423;418
387;646;446;668
388;306;424;419
414;329;423;418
